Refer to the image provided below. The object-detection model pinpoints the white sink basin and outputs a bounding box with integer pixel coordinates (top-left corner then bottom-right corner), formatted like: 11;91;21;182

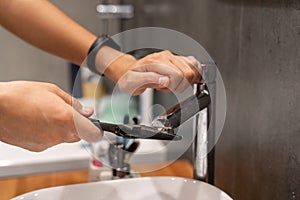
12;176;232;200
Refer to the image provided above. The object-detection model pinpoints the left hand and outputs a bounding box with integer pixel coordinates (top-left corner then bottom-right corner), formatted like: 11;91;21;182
97;48;202;96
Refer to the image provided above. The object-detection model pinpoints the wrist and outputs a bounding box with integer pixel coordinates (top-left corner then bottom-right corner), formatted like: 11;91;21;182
87;35;121;75
103;53;137;82
86;35;137;82
94;45;124;75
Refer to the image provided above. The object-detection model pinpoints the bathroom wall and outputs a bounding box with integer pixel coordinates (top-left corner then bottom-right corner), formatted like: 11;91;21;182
0;0;109;92
1;1;298;198
122;0;300;199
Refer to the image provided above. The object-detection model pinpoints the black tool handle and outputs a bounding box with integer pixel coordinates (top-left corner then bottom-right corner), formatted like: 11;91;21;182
89;118;181;140
89;118;117;133
116;124;181;140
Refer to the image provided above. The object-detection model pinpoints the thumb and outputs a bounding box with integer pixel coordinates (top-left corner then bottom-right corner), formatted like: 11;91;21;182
71;98;94;117
73;110;103;143
118;71;170;95
51;86;94;117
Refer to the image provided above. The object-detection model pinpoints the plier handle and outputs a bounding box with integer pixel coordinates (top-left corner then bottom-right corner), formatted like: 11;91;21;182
89;118;182;141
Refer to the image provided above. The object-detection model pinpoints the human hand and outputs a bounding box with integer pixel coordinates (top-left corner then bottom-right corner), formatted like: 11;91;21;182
96;47;202;96
118;51;202;95
0;81;102;152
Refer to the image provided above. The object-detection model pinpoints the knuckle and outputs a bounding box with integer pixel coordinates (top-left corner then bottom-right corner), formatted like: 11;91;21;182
162;50;172;56
72;98;82;110
186;56;198;66
147;52;162;61
48;83;58;89
188;56;196;61
185;70;195;81
29;145;48;152
47;83;60;92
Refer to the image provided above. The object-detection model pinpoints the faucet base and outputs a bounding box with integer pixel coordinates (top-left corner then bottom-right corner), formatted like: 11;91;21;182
89;163;140;182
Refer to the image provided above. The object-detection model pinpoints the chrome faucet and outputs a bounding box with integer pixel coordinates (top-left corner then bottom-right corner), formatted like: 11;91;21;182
193;64;217;183
151;81;213;182
127;48;217;183
90;47;217;182
152;63;217;183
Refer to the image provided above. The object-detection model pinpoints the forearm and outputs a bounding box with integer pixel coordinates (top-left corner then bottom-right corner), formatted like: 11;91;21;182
0;0;202;94
0;0;96;65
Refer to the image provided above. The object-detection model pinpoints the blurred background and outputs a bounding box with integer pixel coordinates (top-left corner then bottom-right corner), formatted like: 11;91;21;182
0;0;299;200
0;0;120;92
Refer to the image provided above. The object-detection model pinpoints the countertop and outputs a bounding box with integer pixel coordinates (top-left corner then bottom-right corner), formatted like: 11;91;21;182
0;139;169;178
0;160;193;200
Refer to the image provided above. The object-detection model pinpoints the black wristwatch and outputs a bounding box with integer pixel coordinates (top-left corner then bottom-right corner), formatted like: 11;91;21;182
87;34;121;75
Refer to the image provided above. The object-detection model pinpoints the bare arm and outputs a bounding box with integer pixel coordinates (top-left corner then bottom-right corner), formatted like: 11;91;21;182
0;0;96;65
0;0;201;94
0;0;203;152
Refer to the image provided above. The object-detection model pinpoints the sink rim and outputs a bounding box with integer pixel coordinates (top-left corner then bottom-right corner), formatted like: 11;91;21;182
12;176;232;200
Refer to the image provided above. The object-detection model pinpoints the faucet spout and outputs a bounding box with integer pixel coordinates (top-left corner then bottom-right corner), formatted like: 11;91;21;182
152;85;211;130
193;63;217;184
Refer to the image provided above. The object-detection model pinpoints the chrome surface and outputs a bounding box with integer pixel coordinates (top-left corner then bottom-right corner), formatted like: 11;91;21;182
96;4;134;19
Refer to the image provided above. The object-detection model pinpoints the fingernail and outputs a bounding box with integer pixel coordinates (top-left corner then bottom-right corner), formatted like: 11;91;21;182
82;106;93;114
158;76;169;87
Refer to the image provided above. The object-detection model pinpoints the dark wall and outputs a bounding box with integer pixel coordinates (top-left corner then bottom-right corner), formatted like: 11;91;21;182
122;0;300;199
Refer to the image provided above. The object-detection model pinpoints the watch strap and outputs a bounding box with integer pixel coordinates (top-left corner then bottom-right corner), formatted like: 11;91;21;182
87;34;121;75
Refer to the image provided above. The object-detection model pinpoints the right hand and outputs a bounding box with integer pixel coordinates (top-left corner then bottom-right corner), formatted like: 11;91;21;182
0;81;102;152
